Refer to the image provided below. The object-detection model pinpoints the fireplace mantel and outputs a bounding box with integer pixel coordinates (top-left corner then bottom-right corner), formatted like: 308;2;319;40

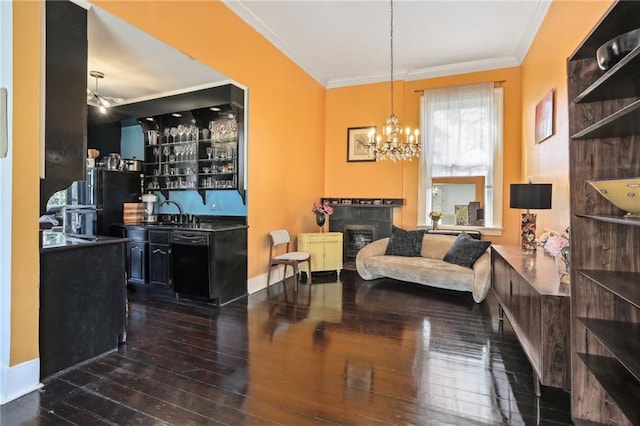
321;197;404;207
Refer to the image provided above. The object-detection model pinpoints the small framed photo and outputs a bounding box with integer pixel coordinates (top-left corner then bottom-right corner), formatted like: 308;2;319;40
455;205;469;226
347;126;376;162
535;89;554;144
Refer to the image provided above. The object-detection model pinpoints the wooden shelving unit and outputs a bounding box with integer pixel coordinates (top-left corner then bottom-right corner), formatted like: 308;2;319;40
567;2;640;424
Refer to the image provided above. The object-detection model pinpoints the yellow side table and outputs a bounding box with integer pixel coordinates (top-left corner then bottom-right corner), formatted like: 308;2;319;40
297;232;343;278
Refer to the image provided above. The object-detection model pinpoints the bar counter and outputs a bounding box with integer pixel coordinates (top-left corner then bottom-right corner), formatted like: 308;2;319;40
40;232;127;379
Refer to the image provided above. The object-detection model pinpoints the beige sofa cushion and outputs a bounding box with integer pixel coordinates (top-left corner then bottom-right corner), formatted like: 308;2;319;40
421;234;460;259
365;255;475;293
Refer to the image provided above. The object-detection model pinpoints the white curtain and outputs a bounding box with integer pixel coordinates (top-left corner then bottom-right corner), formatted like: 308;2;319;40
421;82;499;226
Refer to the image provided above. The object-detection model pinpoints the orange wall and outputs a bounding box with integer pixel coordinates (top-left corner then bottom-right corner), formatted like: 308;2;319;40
325;68;522;245
521;0;612;234
10;0;41;366
93;1;327;279
9;0;616;368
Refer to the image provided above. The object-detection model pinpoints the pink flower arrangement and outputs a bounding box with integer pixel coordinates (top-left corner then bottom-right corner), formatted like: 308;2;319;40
312;202;334;215
539;227;570;255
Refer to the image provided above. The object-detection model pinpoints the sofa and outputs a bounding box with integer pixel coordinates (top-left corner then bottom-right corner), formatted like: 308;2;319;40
356;232;492;303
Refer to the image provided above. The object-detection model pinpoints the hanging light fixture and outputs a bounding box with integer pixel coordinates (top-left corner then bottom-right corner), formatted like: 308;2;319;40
368;0;420;162
87;71;124;114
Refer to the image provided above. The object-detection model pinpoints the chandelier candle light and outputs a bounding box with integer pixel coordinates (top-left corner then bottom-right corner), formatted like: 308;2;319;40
368;0;420;162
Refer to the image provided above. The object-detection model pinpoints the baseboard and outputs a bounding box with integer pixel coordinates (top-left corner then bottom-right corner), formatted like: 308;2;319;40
0;357;42;405
247;266;293;295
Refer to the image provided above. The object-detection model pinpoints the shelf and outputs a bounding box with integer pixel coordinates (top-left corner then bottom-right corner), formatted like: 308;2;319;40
570;1;640;60
577;269;640;309
321;197;405;207
571;98;640;139
199;137;238;144
146;140;199;147
573;47;640;103
198;157;237;162
577;353;640;425
198;186;237;190
578;318;640;382
200;172;234;176
575;213;640;226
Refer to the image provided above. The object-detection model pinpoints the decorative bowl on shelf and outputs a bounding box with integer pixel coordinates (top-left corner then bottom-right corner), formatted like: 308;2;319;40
595;28;640;70
587;177;640;218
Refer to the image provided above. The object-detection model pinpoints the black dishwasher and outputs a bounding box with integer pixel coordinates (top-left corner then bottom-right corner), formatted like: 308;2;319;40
170;231;211;298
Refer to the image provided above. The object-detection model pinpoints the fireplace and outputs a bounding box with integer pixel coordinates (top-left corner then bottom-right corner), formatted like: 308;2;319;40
327;203;396;267
344;225;375;260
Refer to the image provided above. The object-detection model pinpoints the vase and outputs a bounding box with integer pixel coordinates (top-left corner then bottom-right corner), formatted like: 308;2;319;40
556;248;570;285
432;220;439;231
315;213;326;231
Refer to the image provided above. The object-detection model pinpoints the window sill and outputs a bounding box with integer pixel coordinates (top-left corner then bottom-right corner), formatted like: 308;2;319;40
417;224;503;237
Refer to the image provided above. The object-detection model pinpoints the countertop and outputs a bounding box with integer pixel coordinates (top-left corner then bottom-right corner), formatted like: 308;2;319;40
40;232;128;252
117;222;248;232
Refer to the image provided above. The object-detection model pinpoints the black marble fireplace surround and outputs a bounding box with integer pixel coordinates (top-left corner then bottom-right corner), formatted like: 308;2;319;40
328;205;394;265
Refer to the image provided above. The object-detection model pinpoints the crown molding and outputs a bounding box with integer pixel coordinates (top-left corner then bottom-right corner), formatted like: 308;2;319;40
515;0;552;62
222;0;329;87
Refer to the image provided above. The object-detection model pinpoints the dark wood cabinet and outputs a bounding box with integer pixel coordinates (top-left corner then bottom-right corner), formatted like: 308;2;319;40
124;228;147;285
149;244;170;287
567;2;640;423
148;230;171;287
491;246;571;394
40;240;126;379
127;242;146;285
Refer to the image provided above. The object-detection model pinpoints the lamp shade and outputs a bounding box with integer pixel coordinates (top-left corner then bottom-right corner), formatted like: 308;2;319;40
510;184;552;209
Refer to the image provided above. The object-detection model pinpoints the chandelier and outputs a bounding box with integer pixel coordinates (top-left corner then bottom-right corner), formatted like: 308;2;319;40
368;0;420;162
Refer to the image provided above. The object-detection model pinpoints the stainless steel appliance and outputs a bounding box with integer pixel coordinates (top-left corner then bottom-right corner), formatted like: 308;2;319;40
65;168;142;236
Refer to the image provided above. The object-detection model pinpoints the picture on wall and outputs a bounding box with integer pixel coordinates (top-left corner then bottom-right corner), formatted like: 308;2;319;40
347;126;376;162
535;89;554;144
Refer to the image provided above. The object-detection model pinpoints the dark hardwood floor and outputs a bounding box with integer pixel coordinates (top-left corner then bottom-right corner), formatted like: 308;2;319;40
1;271;573;425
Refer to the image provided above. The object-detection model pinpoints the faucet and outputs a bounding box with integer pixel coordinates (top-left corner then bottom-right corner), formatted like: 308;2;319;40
159;199;184;222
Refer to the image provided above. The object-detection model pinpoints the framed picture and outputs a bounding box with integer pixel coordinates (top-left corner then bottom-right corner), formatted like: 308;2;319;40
455;204;469;226
347;126;376;162
535;89;554;144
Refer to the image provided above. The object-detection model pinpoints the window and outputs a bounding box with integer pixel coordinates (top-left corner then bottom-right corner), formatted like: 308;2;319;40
418;83;503;234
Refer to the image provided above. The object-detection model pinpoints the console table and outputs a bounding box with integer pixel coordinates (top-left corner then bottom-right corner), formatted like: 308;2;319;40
491;245;570;395
298;232;343;278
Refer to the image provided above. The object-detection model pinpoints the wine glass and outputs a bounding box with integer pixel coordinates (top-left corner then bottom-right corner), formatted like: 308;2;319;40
170;127;178;143
162;146;170;161
153;147;160;162
183;125;191;142
177;125;185;142
206;146;213;160
203;167;211;174
190;125;199;141
163;128;170;144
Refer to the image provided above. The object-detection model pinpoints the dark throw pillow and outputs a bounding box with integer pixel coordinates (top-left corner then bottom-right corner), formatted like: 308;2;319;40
384;226;425;257
443;232;491;268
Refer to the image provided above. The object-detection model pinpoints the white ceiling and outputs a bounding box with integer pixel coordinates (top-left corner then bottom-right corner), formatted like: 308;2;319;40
87;0;551;103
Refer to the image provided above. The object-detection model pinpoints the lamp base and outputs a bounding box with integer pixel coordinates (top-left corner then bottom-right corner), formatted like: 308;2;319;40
520;212;537;251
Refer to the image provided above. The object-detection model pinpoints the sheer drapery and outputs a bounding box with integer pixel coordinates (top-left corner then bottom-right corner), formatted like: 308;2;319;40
419;83;503;228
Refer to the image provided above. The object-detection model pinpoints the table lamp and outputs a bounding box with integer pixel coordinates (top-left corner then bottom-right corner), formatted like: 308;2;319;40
510;181;552;251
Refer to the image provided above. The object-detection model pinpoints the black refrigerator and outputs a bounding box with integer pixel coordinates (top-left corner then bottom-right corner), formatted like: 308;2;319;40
65;168;142;237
